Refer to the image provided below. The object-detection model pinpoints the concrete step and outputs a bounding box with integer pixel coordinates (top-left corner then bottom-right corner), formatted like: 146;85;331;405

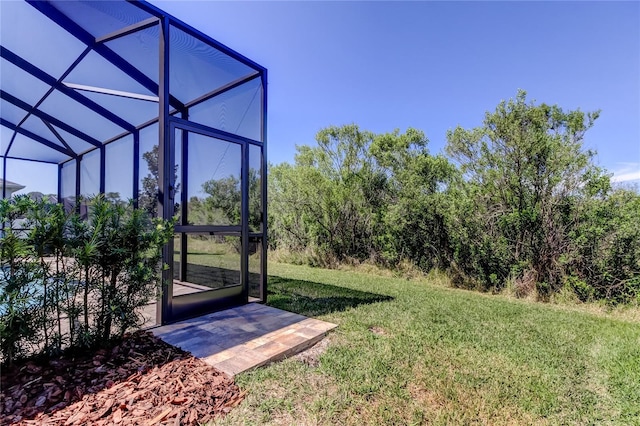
151;303;337;377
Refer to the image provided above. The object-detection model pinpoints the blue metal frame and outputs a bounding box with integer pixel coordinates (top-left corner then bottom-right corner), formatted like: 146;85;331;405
96;17;160;44
1;118;73;157
2;155;7;199
133;130;140;208
26;1;186;111
1;47;136;133
1;0;268;325
130;0;266;75
260;70;268;301
4;156;59;165
157;14;172;324
43;120;77;156
1;90;102;149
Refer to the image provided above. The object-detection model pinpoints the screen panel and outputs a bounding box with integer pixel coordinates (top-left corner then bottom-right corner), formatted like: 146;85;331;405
186;132;241;226
80;149;100;198
49;0;154;39
248;236;263;301
19;116;62;147
65;50;156;96
0;1;87;79
50;125;92;155
249;144;263;232
60;160;76;210
137;123;158;217
188;78;262;142
39;90;125;142
3;158;57;200
173;128;183;221
106;24;160;85
1;97;29;127
169;24;254;104
105;135;133;202
173;233;241;296
78;90;157;129
6;134;68;164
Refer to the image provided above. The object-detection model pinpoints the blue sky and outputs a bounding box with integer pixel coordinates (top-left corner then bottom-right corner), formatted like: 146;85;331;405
156;0;639;182
3;1;638;196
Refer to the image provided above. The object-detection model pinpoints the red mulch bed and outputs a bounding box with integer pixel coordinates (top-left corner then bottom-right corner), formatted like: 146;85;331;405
0;331;245;425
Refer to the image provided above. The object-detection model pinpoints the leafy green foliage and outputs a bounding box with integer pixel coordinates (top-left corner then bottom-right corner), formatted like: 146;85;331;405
0;196;173;365
445;90;607;294
268;92;640;304
372;130;457;270
0;196;42;365
569;187;640;303
138;145;180;219
138;144;161;218
269;124;456;268
200;175;242;225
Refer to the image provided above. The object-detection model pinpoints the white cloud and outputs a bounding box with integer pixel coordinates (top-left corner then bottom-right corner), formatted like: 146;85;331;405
611;163;640;183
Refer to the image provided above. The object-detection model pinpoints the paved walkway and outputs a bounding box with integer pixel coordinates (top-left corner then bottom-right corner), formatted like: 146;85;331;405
151;303;337;377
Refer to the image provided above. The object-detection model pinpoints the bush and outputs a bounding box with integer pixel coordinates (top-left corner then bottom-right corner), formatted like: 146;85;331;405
0;195;173;365
267;106;640;306
569;187;640;304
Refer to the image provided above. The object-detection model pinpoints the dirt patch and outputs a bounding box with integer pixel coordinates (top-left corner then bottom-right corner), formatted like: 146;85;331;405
1;331;245;425
408;382;446;410
368;326;386;336
292;336;332;367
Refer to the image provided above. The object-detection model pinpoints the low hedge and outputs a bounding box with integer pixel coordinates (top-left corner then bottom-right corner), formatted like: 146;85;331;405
0;195;174;366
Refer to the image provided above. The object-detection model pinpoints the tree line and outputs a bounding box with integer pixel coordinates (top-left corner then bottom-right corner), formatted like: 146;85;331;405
268;91;640;303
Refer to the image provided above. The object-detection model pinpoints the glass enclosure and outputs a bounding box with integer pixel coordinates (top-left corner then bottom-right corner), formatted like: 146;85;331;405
0;0;267;324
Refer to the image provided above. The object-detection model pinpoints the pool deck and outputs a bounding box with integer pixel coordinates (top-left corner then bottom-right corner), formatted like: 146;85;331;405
150;303;337;377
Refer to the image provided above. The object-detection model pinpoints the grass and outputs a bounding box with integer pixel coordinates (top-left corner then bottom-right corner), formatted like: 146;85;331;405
213;262;640;425
172;237;261;289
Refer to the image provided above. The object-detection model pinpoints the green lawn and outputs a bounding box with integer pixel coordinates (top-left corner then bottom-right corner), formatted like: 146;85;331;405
214;263;640;425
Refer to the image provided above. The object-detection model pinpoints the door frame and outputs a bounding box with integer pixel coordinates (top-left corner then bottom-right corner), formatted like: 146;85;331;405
160;117;252;323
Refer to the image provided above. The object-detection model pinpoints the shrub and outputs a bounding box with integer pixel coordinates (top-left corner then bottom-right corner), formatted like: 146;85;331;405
0;196;173;365
569;188;640;304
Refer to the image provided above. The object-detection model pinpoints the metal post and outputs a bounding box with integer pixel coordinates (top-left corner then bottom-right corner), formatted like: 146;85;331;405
157;16;172;325
180;111;189;282
2;155;7;199
99;145;105;194
133;130;140;208
260;71;268;302
1;156;6;234
3;133;18;200
241;141;249;303
57;163;62;204
75;157;81;214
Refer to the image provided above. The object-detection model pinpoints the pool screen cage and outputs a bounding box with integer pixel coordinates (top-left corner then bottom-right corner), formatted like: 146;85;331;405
0;0;268;324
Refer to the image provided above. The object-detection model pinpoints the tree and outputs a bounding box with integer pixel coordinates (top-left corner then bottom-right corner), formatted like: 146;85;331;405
138;145;160;218
370;128;457;269
269;125;384;263
138;145;179;218
268;124;455;267
265;110;638;304
445;90;608;295
188;168;261;229
200;175;241;225
569;186;640;302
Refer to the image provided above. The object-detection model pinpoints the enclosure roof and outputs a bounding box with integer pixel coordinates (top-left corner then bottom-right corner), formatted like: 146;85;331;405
0;0;266;164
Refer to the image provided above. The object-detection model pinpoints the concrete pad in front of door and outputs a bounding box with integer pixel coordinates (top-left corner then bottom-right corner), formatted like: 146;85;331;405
151;303;337;377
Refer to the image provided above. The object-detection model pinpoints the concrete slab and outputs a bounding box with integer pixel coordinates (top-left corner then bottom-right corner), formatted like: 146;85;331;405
151;303;337;377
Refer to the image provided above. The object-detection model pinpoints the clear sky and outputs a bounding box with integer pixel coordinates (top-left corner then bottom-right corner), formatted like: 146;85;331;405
3;0;639;196
155;0;640;183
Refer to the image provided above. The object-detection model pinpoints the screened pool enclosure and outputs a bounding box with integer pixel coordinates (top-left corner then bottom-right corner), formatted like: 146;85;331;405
0;0;268;324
